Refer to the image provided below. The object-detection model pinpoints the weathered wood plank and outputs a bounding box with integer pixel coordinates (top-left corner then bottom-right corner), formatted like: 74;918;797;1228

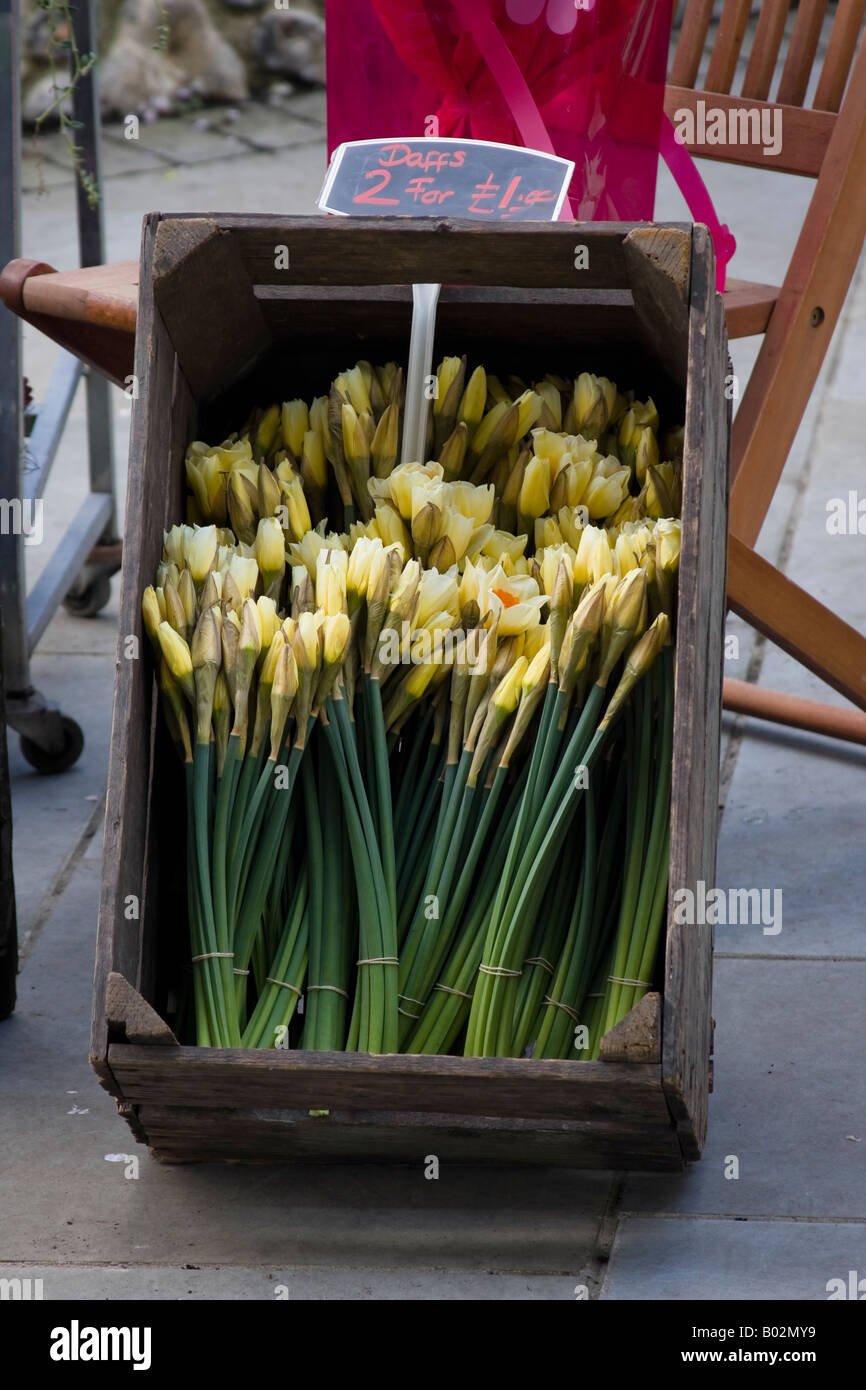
152;218;271;402
105;971;178;1046
663;224;728;1160
211;216;644;290
108;1046;671;1122
623;227;691;392
137;1105;684;1169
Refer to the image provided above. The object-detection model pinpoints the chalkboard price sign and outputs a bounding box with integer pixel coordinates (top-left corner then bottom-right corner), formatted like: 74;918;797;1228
318;137;574;222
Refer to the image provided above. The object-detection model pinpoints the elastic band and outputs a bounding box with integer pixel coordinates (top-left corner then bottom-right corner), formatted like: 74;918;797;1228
398;1006;421;1020
192;952;234;962
307;984;349;999
524;956;555;974
478;964;522;978
585;991;605;999
233;968;250;977
433;983;473;1000
543;994;580;1022
357;956;399;967
398;993;426;1008
266;977;302;995
607;975;651;988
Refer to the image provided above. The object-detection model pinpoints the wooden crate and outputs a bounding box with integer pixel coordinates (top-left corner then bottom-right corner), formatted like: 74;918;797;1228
91;216;728;1170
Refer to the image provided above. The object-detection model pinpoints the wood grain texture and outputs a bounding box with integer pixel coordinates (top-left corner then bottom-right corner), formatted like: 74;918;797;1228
21;260;138;332
671;0;716;87
814;0;866;111
663;225;729;1161
705;0;756;93
624;227;691;392
723;278;780;338
105;971;178;1045
152;219;271;402
777;0;830;106
136;1105;684;1169
108;1045;672;1121
727;537;866;710
663;87;834;176
599;992;661;1063
90;213;194;1098
208;216;641;290
742;0;794;101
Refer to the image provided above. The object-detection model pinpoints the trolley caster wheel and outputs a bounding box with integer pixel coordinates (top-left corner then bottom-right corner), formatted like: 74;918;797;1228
63;573;112;618
19;715;85;775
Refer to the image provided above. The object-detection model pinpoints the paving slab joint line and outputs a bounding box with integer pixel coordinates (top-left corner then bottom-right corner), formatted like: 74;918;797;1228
16;791;106;965
614;1211;866;1225
577;1176;626;1299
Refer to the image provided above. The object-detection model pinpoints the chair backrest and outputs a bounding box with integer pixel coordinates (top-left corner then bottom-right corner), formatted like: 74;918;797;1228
665;0;866;177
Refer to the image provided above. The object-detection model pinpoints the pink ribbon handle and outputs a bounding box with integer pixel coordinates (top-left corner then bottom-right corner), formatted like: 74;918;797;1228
659;115;736;293
447;0;574;219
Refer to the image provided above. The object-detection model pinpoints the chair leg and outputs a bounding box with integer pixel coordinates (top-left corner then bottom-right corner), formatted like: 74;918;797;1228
723;678;866;745
727;534;866;712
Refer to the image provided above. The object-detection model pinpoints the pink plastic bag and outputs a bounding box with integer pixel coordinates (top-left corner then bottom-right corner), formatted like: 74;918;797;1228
325;0;734;288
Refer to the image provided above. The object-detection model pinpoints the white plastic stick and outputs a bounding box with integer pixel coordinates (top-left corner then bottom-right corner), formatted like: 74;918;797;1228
401;282;441;464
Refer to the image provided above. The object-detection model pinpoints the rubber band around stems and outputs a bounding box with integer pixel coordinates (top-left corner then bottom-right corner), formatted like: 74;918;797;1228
398;993;425;1008
357;956;399;967
524;956;555;974
192;952;234;962
543;994;580;1022
433;983;473;999
478;964;522;978
307;985;349;999
607;975;651;988
266;977;302;996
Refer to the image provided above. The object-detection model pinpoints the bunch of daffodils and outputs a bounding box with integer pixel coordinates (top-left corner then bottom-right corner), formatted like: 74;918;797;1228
143;359;683;1058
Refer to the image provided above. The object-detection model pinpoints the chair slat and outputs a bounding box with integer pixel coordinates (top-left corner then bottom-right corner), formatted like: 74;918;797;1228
741;0;792;100
813;0;866;111
776;0;830;105
671;0;715;87
664;87;834;177
705;0;754;93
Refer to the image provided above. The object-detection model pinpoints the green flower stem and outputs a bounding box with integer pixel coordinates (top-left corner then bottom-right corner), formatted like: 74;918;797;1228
399;746;472;986
364;673;397;925
242;866;309;1048
395;728;442;875
603;680;654;1036
405;766;528;1055
323;711;395;1054
511;831;580;1057
185;761;213;1046
304;736;352;1050
465;683;606;1057
193;742;234;1046
611;649;674;1026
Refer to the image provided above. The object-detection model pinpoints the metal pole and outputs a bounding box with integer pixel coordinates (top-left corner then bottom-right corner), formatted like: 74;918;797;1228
71;0;116;528
0;0;29;695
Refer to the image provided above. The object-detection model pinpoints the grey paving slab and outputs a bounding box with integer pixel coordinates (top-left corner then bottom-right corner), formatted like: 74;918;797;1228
100;114;252;165
622;959;866;1219
602;1216;866;1301
0;857;613;1275
0;1264;573;1300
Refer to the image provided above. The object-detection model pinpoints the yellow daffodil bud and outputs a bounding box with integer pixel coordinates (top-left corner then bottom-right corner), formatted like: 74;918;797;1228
162;524;187;569
415;568;459;631
228;471;257;545
344;364;372;418
535;380;562;430
518;455;551;523
458;365;487;435
600;612;670;731
163;578;188;640
372;504;410;558
492;655;528;716
657;518;682;573
182;524;218;585
434;356;463;417
322;611;351;668
370;402;399;479
634;426;660;484
228;553;259;600
482;530;528;564
514;389;542;439
315;549;348;617
156;622;194;703
584;467;631;520
142;586;162;645
574;373;617;438
256;404;281;457
301;428;327;489
254;515;286;588
256;594;280;652
270;640;299;756
281;399;310;459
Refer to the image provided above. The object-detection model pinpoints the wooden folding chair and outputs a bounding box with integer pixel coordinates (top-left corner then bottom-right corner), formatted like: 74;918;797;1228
667;0;866;742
